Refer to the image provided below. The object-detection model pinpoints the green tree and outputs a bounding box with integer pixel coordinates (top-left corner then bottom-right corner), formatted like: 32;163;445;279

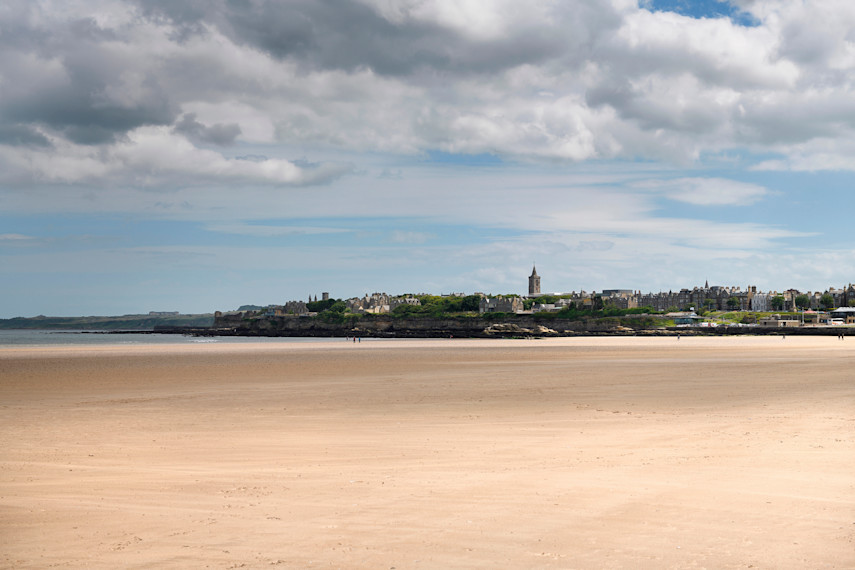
391;303;426;317
307;298;338;312
819;293;835;310
770;295;786;311
794;294;810;310
460;295;482;312
318;300;350;324
726;297;741;310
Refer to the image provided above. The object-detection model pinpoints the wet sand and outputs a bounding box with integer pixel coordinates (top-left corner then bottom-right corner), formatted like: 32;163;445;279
1;337;853;568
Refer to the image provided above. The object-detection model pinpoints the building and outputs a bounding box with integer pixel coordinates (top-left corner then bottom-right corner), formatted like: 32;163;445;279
758;315;801;327
480;296;524;314
283;300;308;314
602;290;638;309
830;307;855;324
528;265;541;296
665;311;704;326
389;296;421;311
601;289;633;296
532;302;559;313
751;292;770;312
346;292;390;314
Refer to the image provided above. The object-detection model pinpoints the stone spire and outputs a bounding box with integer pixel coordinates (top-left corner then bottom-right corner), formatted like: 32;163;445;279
528;264;541;296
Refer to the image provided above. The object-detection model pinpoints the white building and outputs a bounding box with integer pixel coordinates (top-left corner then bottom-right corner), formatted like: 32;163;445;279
751;292;770;312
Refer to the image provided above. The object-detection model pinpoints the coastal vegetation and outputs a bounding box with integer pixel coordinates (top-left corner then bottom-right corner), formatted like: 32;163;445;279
252;300;847;337
295;295;669;333
390;294;482;317
305;294;661;323
306;298;340;313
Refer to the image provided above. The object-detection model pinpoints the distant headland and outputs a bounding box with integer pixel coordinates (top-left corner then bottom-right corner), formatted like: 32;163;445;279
0;312;214;331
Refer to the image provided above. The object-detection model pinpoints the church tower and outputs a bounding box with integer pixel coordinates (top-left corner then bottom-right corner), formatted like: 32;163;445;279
528;265;541;296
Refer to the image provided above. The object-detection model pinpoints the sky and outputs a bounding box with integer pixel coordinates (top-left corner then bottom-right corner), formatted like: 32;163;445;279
1;0;854;317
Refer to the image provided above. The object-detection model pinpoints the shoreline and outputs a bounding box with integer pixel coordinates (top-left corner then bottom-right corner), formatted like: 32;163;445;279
142;324;855;338
2;332;853;354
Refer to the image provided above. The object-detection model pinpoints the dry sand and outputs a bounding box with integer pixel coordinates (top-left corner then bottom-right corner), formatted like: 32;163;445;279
1;336;853;569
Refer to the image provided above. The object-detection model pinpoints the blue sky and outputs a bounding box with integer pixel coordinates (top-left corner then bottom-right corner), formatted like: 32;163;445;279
1;0;854;317
647;0;759;25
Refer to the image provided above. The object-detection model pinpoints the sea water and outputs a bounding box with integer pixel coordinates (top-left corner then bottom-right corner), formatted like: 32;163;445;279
0;330;348;348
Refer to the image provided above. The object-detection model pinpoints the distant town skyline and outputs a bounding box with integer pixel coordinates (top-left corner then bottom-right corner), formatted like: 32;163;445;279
293;277;855;314
2;1;854;318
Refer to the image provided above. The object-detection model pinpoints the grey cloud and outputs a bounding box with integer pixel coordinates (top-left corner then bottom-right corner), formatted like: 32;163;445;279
775;9;848;67
174;113;242;146
138;0;454;75
585;79;634;110
0;11;176;145
0;124;51;147
586;78;722;134
735;91;855;145
130;0;211;41
67;16;120;43
136;0;616;77
577;240;614;252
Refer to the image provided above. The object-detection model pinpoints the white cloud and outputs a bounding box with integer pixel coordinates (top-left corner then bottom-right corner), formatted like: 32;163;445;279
641;177;772;206
0;126;352;186
610;9;798;89
206;223;352;237
390;230;434;244
0;233;34;240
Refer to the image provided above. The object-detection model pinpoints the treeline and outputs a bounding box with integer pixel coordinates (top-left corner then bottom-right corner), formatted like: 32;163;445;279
305;295;484;323
390;295;482;317
533;305;657;319
306;298;341;312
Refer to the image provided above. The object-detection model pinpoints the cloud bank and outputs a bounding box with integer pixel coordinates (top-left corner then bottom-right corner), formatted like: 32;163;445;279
2;0;855;179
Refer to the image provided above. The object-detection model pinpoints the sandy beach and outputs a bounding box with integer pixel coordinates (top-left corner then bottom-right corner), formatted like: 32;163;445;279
1;336;853;569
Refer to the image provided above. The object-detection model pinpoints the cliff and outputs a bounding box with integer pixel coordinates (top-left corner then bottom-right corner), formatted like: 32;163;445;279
210;313;659;338
196;312;855;338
